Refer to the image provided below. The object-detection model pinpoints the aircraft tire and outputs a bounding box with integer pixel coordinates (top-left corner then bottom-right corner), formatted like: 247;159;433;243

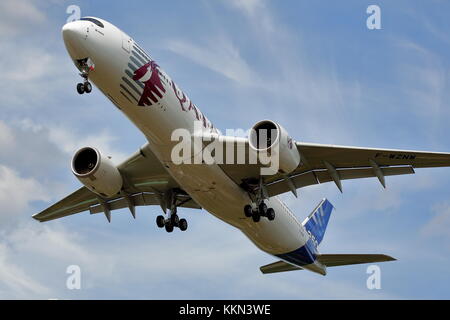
165;223;174;233
156;215;165;228
259;202;267;216
267;208;275;221
77;83;85;94
179;218;188;231
244;205;253;217
84;81;92;93
171;214;179;226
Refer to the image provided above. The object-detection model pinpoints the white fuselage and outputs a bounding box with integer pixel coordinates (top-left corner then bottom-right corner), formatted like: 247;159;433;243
62;17;324;274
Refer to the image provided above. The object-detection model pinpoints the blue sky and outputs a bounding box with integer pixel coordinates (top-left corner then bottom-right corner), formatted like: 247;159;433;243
1;0;450;299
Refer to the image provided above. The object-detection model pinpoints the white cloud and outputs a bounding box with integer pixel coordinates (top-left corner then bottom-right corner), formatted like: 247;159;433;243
226;0;275;35
0;222;117;299
227;0;264;16
166;37;257;86
4;50;55;82
235;272;400;299
0;214;403;299
0;121;15;149
0;42;73;108
0;165;50;225
0;242;50;298
48;126;128;165
394;39;447;120
16;118;128;165
0;0;46;37
167;1;363;145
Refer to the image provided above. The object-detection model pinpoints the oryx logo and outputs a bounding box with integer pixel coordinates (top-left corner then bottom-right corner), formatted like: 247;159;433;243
119;43;167;107
133;61;166;106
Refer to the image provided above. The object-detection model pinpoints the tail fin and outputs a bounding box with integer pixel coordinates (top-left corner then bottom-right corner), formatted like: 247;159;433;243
302;198;334;245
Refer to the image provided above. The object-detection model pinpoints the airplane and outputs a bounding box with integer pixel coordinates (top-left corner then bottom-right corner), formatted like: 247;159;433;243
33;17;450;276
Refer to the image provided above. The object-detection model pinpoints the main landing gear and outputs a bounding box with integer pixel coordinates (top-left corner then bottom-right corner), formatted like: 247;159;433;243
243;176;276;223
156;190;188;233
244;202;275;222
76;58;93;95
156;212;188;232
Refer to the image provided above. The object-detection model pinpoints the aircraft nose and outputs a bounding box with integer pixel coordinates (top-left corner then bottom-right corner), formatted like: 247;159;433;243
62;21;85;42
62;21;88;59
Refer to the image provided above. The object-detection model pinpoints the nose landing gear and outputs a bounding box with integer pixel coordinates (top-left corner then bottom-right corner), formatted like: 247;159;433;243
75;58;94;95
76;82;92;94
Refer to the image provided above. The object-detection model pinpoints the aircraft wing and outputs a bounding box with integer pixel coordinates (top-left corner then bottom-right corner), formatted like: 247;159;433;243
33;143;201;222
218;137;450;196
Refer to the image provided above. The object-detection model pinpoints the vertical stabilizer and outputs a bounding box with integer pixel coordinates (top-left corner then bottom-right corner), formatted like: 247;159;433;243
302;199;334;245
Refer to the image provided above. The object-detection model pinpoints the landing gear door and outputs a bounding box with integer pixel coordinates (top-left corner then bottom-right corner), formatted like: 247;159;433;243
122;32;131;53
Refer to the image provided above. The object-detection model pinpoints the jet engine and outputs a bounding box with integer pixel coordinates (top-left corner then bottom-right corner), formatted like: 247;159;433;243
71;147;123;198
249;120;300;174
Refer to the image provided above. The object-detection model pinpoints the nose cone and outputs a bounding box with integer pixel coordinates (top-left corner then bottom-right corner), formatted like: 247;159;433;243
62;21;88;59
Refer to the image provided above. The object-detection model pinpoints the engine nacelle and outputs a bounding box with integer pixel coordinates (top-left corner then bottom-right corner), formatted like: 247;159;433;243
71;147;123;198
249;120;300;175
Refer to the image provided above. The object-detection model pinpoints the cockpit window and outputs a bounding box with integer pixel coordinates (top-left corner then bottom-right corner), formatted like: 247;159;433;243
80;17;104;28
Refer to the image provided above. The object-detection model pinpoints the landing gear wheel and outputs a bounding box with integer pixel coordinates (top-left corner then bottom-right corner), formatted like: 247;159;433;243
252;213;261;222
76;83;85;94
84;81;92;93
259;202;268;216
267;208;275;221
179;218;188;231
171;214;179;226
165;223;174;233
156;215;165;228
244;205;253;218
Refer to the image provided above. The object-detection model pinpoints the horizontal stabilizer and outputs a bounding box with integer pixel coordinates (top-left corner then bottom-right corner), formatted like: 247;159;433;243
260;254;395;274
260;260;302;274
316;254;396;267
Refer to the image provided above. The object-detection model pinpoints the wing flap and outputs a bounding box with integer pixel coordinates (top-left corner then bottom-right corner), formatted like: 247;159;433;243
88;192;200;214
315;165;414;184
265;165;414;197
